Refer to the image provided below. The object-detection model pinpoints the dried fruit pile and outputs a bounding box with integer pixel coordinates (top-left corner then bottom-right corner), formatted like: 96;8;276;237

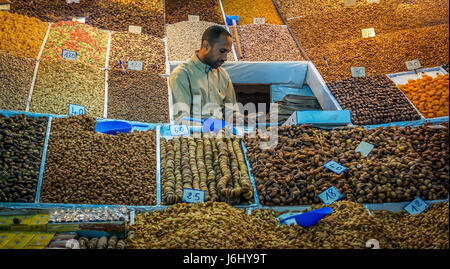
305;24;449;81
30;59;104;117
127;200;449;249
166;0;223;24
222;0;284;25
107;70;170;123
40;116;157;206
244;124;449;206
9;0;86;22
109;32;165;74
41;21;108;69
167;21;234;62
160;132;254;205
398;73;449;118
78;236;126;249
109;0;163;13
232;24;302;61
327;75;421;125
0;53;35;111
0;114;47;203
0;11;48;59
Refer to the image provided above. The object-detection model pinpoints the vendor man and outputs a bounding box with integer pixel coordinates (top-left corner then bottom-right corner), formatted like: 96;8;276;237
169;26;242;124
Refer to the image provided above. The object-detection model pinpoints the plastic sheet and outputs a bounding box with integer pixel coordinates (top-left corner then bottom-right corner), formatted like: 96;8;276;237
270;84;314;103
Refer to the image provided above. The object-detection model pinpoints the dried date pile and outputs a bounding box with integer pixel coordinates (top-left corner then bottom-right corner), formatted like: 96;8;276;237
327;74;421;125
244;124;449;206
160;132;254;205
0;114;47;203
107;70;169;123
40;116;157;206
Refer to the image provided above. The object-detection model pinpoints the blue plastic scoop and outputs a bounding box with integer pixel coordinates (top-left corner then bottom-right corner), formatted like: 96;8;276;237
280;207;333;228
183;117;239;135
95;121;149;135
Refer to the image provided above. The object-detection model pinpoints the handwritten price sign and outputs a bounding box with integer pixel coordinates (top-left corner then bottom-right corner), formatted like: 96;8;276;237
62;49;77;61
170;125;189;136
362;28;376;38
68;104;85;116
351;67;366;78
405;59;422;71
253;18;265;24
182;188;205;203
404;197;429;215
318;186;343;205
128;61;143;71
324;160;347;174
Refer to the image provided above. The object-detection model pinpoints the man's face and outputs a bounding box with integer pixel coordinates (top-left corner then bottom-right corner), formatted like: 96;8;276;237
203;35;232;69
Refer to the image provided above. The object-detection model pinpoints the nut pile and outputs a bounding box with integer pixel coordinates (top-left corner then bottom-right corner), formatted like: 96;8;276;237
305;24;449;81
327;75;421;125
244;124;449;206
30;59;104;117
109;32;165;74
167;21;234;62
372;202;449;249
0;11;48;59
288;3;449;49
78;236;126;249
222;0;284;25
232;24;303;61
109;0;164;13
40;116;157;206
160;133;254;205
166;0;224;24
41;21;108;69
127;201;391;249
107;70;170;123
0;114;47;203
0;53;35;111
398;73;449;118
9;0;87;22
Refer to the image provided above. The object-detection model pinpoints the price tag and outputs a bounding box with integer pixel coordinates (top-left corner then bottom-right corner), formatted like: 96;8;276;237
344;0;356;7
0;3;10;10
404;197;429;215
324;160;347;174
72;17;86;23
68;104;85;116
318;186;343;205
366;0;380;3
128;25;142;34
405;59;422;71
66;0;80;3
355;141;374;157
182;188;205;203
362;28;376;38
62;49;77;61
170;125;189;136
351;66;366;78
188;15;200;21
127;60;143;71
253;17;265;24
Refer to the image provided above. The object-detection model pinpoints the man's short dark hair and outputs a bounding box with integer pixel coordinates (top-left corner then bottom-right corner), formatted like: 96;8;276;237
201;26;231;46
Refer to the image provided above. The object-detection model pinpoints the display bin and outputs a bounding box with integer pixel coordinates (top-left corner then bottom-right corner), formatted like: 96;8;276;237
387;66;449;123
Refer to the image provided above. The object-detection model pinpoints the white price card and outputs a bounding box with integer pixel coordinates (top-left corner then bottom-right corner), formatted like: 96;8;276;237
62;49;77;61
170;125;189;136
362;28;376;38
405;59;422;71
324;160;347;174
127;60;143;71
366;0;380;3
253;17;265;24
404;197;429;215
128;25;142;34
182;188;205;203
66;0;80;3
344;0;356;7
351;66;366;78
318;186;343;205
355;141;374;157
68;104;85;116
0;3;10;10
72;17;86;23
188;15;200;21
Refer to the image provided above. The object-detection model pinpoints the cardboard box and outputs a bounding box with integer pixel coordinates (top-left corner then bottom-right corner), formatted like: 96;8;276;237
29;215;49;231
26;233;55;247
0;233;16;248
1;233;34;249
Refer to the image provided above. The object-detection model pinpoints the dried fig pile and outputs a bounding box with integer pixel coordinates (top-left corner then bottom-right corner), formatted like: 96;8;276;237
0;114;47;203
160;132;254;205
40;115;157;206
244;124;449;206
327;74;421;125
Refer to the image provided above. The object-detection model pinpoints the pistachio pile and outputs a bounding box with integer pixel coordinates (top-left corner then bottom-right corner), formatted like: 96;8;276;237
244;124;449;206
161;132;254;205
40;116;157;206
0;114;47;203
